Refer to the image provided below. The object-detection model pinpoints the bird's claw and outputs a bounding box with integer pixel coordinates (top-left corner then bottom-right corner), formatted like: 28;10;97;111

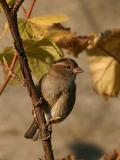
48;116;61;124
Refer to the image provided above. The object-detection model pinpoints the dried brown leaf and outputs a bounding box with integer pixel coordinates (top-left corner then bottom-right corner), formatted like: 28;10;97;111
87;29;120;98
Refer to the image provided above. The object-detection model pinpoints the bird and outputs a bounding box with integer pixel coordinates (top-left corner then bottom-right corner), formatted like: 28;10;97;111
24;58;83;140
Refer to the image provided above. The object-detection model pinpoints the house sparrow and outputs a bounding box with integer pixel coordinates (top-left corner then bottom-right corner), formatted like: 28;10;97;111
24;58;83;139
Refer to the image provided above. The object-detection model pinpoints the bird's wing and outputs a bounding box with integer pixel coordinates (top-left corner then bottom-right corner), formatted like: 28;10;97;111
51;91;69;116
36;74;49;110
36;74;47;96
51;84;76;120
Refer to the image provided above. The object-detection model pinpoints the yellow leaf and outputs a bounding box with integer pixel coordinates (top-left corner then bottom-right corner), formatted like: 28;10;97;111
87;29;120;98
28;15;69;25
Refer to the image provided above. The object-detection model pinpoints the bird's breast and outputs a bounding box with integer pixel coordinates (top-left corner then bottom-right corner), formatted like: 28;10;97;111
41;74;74;107
41;75;62;106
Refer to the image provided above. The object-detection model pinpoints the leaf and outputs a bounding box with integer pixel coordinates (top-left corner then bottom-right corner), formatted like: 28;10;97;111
23;38;63;80
47;24;90;56
18;19;89;55
0;47;15;65
86;29;120;98
18;15;68;40
0;38;63;84
28;15;69;25
0;0;14;13
18;18;48;39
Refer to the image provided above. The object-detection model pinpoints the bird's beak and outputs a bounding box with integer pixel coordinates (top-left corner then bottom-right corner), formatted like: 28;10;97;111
73;67;83;74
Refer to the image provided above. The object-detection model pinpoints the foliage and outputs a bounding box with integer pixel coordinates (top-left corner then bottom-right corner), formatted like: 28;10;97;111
18;15;68;39
0;2;120;98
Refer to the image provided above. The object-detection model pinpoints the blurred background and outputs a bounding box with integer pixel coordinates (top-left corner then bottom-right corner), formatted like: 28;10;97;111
0;0;120;160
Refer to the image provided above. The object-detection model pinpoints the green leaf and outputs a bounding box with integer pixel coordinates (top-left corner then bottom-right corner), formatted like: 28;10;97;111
23;38;63;79
0;0;14;13
0;38;63;84
0;47;20;84
28;15;69;25
18;18;48;39
0;47;15;64
87;29;120;98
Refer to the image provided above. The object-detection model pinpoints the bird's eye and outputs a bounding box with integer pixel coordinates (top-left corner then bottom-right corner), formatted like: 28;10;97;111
66;65;71;69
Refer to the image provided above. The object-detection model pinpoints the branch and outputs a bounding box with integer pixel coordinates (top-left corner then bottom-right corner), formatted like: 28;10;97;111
11;0;24;14
0;1;54;160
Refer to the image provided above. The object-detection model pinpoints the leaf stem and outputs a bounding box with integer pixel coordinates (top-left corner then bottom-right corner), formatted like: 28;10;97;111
26;0;37;19
98;45;120;64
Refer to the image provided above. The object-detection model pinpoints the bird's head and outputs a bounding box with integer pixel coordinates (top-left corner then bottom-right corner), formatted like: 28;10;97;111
49;58;83;80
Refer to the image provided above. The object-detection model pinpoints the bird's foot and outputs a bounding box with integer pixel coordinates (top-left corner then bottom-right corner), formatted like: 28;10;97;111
48;116;61;124
45;116;61;133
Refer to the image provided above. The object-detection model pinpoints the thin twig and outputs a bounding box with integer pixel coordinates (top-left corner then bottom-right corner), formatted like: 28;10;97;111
10;53;18;69
0;62;24;83
11;0;24;14
26;0;37;19
0;53;17;95
21;5;27;16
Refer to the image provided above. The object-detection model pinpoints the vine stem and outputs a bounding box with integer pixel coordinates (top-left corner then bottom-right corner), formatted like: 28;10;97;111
0;0;54;160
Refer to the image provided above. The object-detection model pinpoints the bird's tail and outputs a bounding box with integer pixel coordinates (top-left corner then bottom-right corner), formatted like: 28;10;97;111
24;120;38;140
